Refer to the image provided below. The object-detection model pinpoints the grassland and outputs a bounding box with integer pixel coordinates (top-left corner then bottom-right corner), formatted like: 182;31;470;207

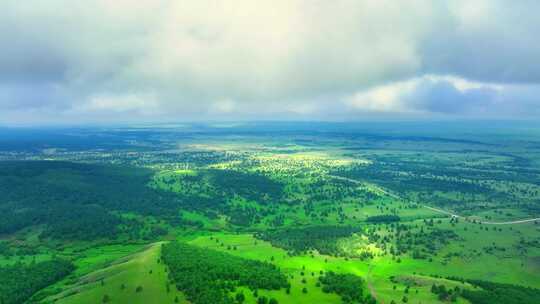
47;243;185;304
1;124;540;303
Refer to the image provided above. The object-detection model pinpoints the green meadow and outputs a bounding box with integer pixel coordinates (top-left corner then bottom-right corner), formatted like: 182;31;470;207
1;124;540;304
49;243;185;304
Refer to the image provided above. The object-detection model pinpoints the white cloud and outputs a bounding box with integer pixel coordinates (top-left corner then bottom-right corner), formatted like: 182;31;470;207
345;75;513;116
81;94;159;113
345;78;419;113
423;75;503;92
0;1;539;123
209;99;236;114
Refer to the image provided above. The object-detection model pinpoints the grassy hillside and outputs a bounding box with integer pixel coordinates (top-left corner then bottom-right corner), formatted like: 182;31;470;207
49;243;185;304
1;125;540;303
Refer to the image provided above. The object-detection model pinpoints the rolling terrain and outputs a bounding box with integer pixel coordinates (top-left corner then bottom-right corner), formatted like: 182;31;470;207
0;122;539;304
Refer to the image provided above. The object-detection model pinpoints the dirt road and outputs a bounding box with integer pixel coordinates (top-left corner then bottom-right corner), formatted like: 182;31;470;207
367;264;384;304
424;205;540;225
329;175;539;226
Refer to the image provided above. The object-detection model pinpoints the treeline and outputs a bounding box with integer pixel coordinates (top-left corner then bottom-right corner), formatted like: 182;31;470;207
430;284;461;302
0;259;74;304
255;226;358;255
0;161;184;240
40;204;121;240
153;168;286;226
161;242;289;304
330;157;509;208
319;271;375;304
207;169;284;203
366;215;400;223
0;161;285;241
367;224;458;258
461;279;540;304
332;163;491;195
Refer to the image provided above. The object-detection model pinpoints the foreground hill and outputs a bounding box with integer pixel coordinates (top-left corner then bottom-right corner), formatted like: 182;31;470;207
48;242;185;304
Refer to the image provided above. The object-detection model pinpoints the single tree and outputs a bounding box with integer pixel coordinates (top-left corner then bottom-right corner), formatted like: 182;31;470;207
257;296;268;304
235;291;245;303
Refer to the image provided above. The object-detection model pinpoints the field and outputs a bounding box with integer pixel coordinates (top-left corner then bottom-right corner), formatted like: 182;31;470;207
0;122;539;304
49;243;186;304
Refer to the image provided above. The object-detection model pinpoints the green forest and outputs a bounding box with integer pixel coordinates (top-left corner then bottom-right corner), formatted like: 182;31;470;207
1;124;540;304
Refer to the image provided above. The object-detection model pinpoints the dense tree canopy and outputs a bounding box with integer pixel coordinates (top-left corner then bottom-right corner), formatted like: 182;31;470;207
0;259;74;304
461;280;540;304
256;226;359;255
366;215;401;223
161;242;289;304
0;161;184;239
319;271;373;304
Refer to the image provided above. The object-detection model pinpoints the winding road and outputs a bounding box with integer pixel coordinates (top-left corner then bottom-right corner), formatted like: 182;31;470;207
423;205;540;225
329;174;538;302
328;175;540;226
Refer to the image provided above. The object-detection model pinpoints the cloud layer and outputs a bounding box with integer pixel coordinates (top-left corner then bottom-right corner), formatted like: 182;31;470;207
1;0;539;123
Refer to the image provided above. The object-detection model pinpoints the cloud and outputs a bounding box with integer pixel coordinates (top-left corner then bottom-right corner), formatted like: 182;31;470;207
422;0;540;84
0;1;539;123
412;79;497;114
345;75;540;118
209;99;236;114
0;82;70;110
77;93;160;114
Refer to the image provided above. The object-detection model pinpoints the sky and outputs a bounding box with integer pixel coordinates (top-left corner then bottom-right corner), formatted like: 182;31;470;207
1;0;539;124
